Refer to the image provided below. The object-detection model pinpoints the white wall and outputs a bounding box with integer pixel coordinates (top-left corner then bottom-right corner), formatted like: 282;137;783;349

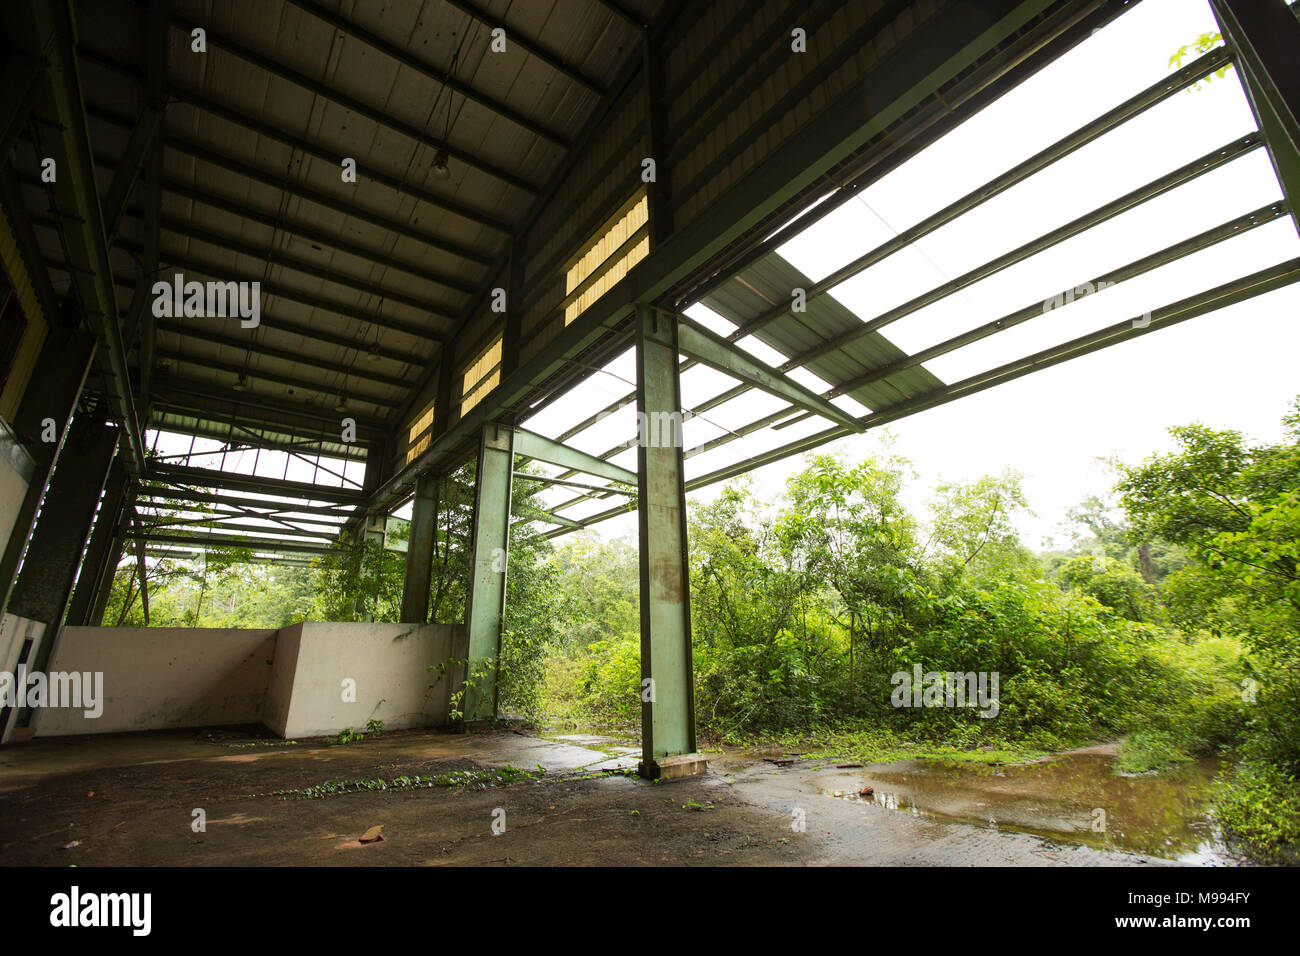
0;613;45;743
32;626;278;736
264;622;460;738
26;621;463;739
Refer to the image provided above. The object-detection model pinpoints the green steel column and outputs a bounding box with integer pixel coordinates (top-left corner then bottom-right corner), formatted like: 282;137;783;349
463;423;514;722
400;474;439;623
634;303;698;777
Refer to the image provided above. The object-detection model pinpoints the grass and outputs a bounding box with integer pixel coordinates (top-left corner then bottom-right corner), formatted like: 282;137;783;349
1116;728;1195;774
714;725;1054;766
266;764;545;800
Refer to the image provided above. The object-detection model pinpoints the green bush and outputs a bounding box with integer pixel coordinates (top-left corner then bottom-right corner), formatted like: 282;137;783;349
1215;759;1300;864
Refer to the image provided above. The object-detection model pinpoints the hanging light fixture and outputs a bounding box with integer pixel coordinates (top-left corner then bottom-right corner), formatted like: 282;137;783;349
431;147;450;179
430;48;459;181
232;372;249;391
335;395;348;413
367;341;382;363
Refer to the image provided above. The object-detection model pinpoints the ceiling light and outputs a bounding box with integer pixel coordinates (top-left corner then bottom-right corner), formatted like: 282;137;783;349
232;373;249;391
367;342;382;363
432;148;450;179
335;396;348;412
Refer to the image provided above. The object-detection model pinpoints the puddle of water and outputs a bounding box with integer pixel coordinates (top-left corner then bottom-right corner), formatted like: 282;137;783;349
818;751;1243;864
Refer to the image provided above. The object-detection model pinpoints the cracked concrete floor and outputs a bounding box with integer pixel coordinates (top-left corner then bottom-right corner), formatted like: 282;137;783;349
0;726;1174;866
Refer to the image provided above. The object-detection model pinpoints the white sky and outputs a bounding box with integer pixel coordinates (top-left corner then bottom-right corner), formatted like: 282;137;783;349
531;0;1300;550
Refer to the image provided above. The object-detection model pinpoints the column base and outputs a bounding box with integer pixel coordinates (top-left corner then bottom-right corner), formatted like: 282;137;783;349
639;753;708;780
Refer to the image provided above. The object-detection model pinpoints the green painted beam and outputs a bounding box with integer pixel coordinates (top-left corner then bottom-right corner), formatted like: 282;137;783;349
400;474;439;624
792;131;1264;368
723;45;1235;343
511;471;631;496
463;424;514;721
634;304;696;775
550;257;1300;538
513;428;637;485
515;503;583;530
126;531;342;555
1211;0;1300;239
674;311;864;433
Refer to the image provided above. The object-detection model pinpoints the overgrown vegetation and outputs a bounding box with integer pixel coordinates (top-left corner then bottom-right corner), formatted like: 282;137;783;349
106;399;1300;864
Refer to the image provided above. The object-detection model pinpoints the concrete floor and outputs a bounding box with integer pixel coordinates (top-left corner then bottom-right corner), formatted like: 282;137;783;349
0;726;1172;866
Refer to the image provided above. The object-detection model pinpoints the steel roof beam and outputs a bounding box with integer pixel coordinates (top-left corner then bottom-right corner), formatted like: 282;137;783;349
77;45;514;234
146;173;478;296
679;258;1300;504
285;0;570;149
139;504;345;532
541;194;1287;521
126;531;341;555
149;463;366;503
137;484;357;518
84;101;496;267
511;471;631;496
153;348;402;410
512;428;637;485
370;0;1063;511
149;378;389;432
111;241;446;345
724;44;1237;345
30;211;456;339
5;0;146;476
140;518;337;541
151;6;541;194
1211;0;1300;238
157;217;461;324
438;0;605;94
789;131;1263;369
673;311;863;433
594;0;645;30
779;201;1291;419
153;320;412;389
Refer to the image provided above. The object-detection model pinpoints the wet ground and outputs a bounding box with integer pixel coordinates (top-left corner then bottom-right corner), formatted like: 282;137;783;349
0;726;1244;866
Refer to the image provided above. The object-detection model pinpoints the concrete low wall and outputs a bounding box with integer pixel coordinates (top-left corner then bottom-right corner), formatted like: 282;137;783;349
33;626;278;736
265;622;462;738
26;621;465;739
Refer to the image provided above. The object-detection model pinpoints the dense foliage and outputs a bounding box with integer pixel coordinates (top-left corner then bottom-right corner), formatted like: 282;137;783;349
103;400;1300;863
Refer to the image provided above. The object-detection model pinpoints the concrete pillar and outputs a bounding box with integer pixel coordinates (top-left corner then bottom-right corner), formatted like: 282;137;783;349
634;304;703;779
400;474;439;624
462;422;513;722
64;458;129;626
